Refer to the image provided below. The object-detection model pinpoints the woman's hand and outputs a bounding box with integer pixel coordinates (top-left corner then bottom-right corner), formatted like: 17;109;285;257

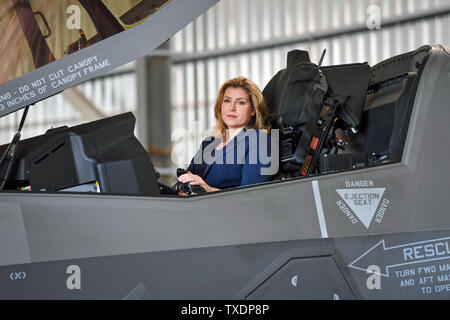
177;171;219;194
178;171;209;191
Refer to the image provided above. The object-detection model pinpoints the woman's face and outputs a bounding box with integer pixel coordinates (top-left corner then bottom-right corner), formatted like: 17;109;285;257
220;87;255;131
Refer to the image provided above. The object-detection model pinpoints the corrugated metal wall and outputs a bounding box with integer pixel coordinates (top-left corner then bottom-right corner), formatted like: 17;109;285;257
1;0;449;163
170;0;450;166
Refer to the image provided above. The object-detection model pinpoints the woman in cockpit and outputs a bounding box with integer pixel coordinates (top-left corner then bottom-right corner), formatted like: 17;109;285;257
177;76;276;194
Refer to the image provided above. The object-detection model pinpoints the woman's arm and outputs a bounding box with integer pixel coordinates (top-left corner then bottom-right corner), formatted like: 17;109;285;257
241;163;274;186
178;171;219;193
177;137;220;195
240;130;276;186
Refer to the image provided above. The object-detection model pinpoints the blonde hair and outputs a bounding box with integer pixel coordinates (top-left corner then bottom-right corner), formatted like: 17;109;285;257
212;76;270;141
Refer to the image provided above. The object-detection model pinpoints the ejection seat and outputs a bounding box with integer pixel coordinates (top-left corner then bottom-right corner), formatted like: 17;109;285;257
262;49;371;179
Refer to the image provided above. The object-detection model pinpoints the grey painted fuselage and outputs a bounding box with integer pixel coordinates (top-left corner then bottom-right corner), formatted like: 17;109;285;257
0;45;449;299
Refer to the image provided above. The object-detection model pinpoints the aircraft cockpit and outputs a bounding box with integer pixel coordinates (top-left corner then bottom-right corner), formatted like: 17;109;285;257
0;44;437;197
0;0;449;300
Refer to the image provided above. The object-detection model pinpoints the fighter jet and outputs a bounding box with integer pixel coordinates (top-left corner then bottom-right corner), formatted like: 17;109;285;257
0;0;449;299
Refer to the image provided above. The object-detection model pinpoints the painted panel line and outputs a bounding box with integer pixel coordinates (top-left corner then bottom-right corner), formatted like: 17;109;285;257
312;180;328;238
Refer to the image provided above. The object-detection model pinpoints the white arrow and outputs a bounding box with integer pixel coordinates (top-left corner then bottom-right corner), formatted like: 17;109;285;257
348;237;450;278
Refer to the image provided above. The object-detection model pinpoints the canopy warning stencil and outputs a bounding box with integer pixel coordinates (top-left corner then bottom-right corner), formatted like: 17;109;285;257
336;187;386;229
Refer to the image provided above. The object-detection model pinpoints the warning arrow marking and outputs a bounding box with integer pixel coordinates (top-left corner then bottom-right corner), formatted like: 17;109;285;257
348;237;450;278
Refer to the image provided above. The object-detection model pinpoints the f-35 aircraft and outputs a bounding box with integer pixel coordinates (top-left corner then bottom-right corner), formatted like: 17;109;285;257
0;0;449;299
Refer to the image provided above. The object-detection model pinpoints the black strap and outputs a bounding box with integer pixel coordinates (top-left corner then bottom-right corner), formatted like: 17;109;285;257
18;105;29;133
0;105;31;190
305;94;349;176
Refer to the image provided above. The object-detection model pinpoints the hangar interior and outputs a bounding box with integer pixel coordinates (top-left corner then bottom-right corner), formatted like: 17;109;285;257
0;0;449;184
0;0;450;300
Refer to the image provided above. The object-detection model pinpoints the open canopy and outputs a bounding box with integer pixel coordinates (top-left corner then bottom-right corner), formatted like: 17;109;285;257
0;0;219;118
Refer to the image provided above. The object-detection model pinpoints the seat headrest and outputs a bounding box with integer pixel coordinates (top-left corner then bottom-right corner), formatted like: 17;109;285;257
287;50;310;67
262;50;319;128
